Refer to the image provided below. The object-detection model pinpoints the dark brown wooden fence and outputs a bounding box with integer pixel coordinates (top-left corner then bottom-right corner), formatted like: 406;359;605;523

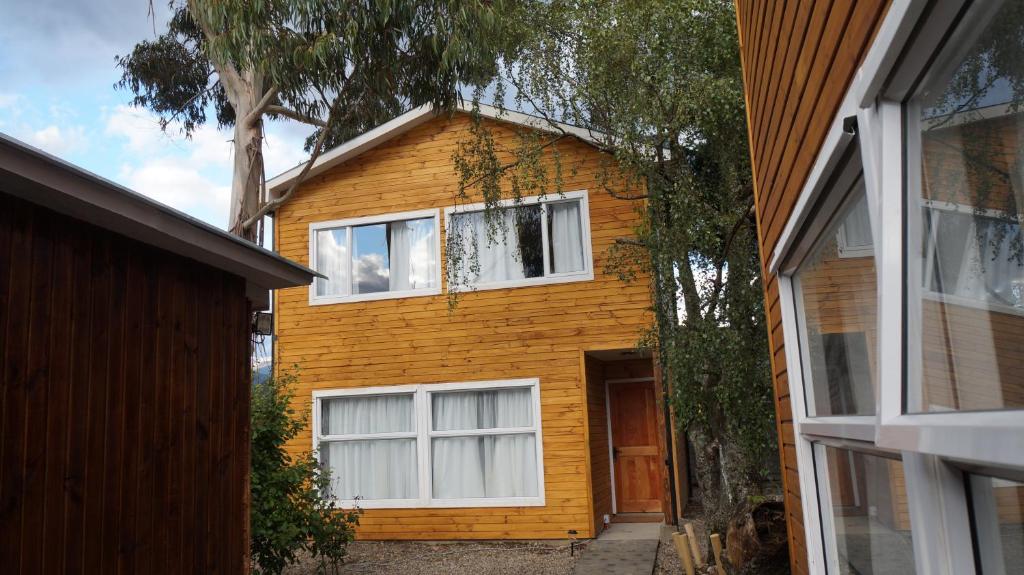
0;192;251;574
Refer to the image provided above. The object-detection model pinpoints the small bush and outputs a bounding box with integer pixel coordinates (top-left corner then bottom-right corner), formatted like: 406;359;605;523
251;367;359;574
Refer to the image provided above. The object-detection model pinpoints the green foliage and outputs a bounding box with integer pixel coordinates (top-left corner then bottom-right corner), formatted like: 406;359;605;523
451;0;777;532
251;367;359;575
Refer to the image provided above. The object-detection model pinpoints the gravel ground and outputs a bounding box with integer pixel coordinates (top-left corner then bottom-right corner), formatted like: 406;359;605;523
286;540;581;575
655;519;714;575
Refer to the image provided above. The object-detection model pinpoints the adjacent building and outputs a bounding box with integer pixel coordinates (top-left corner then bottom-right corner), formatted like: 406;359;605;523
0;133;316;573
736;1;1024;573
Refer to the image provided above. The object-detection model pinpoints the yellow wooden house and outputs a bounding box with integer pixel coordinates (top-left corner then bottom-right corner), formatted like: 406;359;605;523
269;105;686;540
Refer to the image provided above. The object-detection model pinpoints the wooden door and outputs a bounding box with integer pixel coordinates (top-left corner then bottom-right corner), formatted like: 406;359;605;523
609;380;663;513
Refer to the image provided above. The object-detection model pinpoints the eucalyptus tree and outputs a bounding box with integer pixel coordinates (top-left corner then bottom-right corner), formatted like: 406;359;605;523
454;0;775;533
118;0;513;240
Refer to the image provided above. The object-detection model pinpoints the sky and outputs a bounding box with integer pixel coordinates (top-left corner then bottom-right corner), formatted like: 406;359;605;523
0;0;314;230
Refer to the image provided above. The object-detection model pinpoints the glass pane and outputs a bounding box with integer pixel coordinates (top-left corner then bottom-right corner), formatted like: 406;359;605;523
548;200;585;273
351;223;390;294
320;438;417;500
388;217;436;291
431;434;538;498
815;446;916;574
449;205;544;284
315;228;349;297
431;387;533;431
321;394;414;435
969;474;1024;572
909;1;1024;412
794;186;878;416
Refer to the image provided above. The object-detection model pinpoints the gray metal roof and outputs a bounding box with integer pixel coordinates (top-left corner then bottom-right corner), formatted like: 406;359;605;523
0;131;319;309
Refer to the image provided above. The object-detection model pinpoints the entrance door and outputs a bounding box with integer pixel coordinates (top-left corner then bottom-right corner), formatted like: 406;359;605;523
608;380;663;513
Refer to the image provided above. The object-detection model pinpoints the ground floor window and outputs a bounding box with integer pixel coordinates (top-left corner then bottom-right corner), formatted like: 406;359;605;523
314;379;544;508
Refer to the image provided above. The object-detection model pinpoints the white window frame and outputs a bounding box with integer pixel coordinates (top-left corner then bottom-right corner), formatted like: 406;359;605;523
308;208;443;305
443;190;595;292
769;1;1024;573
312;378;545;509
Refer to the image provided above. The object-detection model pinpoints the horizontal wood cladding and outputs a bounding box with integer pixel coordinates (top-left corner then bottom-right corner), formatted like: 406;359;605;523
273;113;652;540
0;192;251;574
736;1;891;573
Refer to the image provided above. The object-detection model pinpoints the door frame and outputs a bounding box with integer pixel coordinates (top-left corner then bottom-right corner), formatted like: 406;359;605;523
605;376;658;515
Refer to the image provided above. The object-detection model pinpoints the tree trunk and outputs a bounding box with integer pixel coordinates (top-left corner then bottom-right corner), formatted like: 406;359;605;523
228;93;264;242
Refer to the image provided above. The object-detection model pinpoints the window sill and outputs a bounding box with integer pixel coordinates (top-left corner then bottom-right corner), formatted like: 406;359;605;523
450;271;594;293
335;496;546;510
309;287;442;306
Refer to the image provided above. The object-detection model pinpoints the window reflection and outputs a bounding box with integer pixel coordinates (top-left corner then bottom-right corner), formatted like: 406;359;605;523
794;185;878;417
909;0;1024;412
969;474;1024;572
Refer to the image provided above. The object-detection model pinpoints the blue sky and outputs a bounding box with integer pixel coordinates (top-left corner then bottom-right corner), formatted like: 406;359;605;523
0;0;314;229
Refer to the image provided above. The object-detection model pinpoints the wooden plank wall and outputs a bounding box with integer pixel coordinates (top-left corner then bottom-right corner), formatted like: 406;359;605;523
0;193;252;574
733;1;891;573
273;113;653;540
584;356;612;535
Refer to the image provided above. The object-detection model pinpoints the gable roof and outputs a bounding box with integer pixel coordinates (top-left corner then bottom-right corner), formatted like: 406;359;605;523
0;132;319;309
266;103;605;197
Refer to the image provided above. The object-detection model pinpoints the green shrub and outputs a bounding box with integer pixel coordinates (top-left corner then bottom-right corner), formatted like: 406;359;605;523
251;367;359;574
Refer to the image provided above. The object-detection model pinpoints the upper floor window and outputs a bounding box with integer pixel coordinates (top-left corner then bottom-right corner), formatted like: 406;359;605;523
309;209;441;304
446;191;593;291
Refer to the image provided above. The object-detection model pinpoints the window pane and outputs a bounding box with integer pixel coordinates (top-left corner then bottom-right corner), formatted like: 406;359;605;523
431;434;538;498
969;474;1024;572
431;387;533;431
315;228;349;297
388;217;436;291
320;438;417;500
794;186;878;416
548;200;585;273
450;205;544;284
321;394;414;435
909;1;1024;412
815;447;916;573
351;223;390;294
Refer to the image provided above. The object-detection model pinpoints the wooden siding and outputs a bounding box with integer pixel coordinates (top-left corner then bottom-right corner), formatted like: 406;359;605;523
584;356;612;535
273;113;653;539
735;1;892;573
0;192;252;574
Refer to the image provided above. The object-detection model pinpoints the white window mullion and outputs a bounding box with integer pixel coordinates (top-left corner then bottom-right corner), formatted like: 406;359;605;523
540;202;552;275
417;387;431;505
902;453;976;575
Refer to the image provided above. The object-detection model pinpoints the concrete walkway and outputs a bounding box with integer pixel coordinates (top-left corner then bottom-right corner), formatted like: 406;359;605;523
572;523;661;575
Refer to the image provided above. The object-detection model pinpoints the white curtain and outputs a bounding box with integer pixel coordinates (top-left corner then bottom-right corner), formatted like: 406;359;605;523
320;394;417;500
389;218;437;291
841;195;873;248
454;210;526;283
432;435;537;499
953;216;1024;308
321;394;414;434
431;388;533;430
549;201;585;273
430;388;537;499
315;228;349;296
321;439;417;500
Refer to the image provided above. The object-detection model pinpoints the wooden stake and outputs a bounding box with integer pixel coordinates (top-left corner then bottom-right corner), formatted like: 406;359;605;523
684;523;704;567
673;532;695;575
710;533;726;575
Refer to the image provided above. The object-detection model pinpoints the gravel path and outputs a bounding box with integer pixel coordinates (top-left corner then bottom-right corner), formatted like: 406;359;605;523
286;540;580;575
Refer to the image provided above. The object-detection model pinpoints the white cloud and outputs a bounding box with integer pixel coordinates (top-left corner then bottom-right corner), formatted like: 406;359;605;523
118;158;231;227
28;124;87;155
0;93;20;109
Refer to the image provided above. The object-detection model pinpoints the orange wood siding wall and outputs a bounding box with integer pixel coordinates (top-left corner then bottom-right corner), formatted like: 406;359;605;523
273;113;652;540
734;2;892;573
0;193;252;574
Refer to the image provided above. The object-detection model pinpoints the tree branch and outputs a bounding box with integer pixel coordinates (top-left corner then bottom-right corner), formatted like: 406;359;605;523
241;100;345;230
244;85;280;128
265;104;328;127
614;237;647;247
461;133;569;190
704;200;755;316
